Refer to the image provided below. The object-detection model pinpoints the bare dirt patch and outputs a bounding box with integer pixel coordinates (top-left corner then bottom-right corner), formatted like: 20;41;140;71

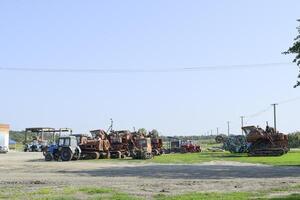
1;152;300;198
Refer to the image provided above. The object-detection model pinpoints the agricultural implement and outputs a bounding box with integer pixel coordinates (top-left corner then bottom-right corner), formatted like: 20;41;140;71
243;125;289;156
165;137;201;153
215;134;248;153
180;140;201;153
77;129;110;159
108;130;135;158
147;131;164;156
131;132;153;159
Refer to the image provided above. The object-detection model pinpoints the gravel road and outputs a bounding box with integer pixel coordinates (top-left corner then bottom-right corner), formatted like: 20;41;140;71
1;152;300;198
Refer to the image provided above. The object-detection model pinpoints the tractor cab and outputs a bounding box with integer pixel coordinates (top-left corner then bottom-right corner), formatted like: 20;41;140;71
132;138;153;159
58;136;78;147
136;138;152;152
242;126;258;135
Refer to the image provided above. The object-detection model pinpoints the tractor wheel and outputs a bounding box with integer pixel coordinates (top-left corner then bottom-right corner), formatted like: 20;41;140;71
60;148;73;161
45;152;53;161
92;152;100;159
72;148;81;160
72;153;81;160
121;154;126;159
106;151;111;159
117;151;122;159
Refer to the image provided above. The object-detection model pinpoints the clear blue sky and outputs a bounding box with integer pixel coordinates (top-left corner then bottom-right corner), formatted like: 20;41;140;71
0;1;299;135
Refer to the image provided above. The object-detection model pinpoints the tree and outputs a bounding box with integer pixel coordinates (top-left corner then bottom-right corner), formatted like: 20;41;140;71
284;20;300;88
137;128;147;135
149;129;159;137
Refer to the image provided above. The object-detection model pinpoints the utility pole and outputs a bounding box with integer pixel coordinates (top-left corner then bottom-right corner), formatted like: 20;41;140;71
210;129;213;136
227;121;230;136
240;116;244;135
216;127;219;135
271;103;278;132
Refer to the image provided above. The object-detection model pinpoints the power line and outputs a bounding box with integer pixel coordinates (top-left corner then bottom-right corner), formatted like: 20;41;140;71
244;106;272;119
0;62;293;73
277;96;300;105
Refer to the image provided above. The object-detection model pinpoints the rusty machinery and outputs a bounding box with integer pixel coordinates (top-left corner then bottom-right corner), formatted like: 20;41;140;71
147;131;164;156
180;140;201;153
165;137;201;153
243;125;289;156
77;129;110;159
130;131;153;159
108;130;135;158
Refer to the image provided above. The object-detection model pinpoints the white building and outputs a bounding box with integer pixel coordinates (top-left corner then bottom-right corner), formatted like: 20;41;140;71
0;124;9;153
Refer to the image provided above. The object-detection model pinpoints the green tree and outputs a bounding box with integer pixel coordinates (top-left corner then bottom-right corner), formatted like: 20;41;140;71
149;129;159;137
284;20;300;88
137;128;147;135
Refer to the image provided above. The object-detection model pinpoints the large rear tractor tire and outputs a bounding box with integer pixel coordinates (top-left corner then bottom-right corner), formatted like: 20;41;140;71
60;148;73;161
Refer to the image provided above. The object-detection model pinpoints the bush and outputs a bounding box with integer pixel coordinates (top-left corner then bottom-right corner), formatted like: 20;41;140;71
288;132;300;148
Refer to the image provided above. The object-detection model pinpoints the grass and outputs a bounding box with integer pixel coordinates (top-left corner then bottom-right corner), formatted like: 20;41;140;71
0;186;139;200
2;186;300;200
147;149;300;166
155;192;252;200
156;192;300;200
78;187;113;194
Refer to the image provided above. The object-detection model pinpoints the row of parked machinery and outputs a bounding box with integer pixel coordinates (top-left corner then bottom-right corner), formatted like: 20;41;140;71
42;129;162;161
23;122;202;161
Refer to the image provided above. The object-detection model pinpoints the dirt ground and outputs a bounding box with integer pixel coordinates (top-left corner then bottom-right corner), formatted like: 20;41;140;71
1;152;300;199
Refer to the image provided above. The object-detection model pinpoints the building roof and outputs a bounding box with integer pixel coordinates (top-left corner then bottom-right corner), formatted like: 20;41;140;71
0;124;9;132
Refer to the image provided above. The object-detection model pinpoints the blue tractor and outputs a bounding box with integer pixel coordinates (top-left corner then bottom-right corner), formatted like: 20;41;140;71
44;136;81;161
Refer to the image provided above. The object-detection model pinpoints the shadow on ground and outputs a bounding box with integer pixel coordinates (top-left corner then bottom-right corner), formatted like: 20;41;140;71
58;164;300;179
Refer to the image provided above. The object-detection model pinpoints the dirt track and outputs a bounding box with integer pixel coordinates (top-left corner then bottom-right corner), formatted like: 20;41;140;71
1;152;300;198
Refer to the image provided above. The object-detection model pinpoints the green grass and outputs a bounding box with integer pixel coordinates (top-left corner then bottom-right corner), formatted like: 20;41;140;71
149;149;300;166
268;194;300;200
2;185;300;200
0;186;139;200
78;187;113;194
156;192;300;200
155;192;252;200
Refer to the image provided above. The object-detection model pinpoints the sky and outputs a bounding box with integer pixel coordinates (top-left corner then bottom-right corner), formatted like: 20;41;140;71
0;1;300;135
